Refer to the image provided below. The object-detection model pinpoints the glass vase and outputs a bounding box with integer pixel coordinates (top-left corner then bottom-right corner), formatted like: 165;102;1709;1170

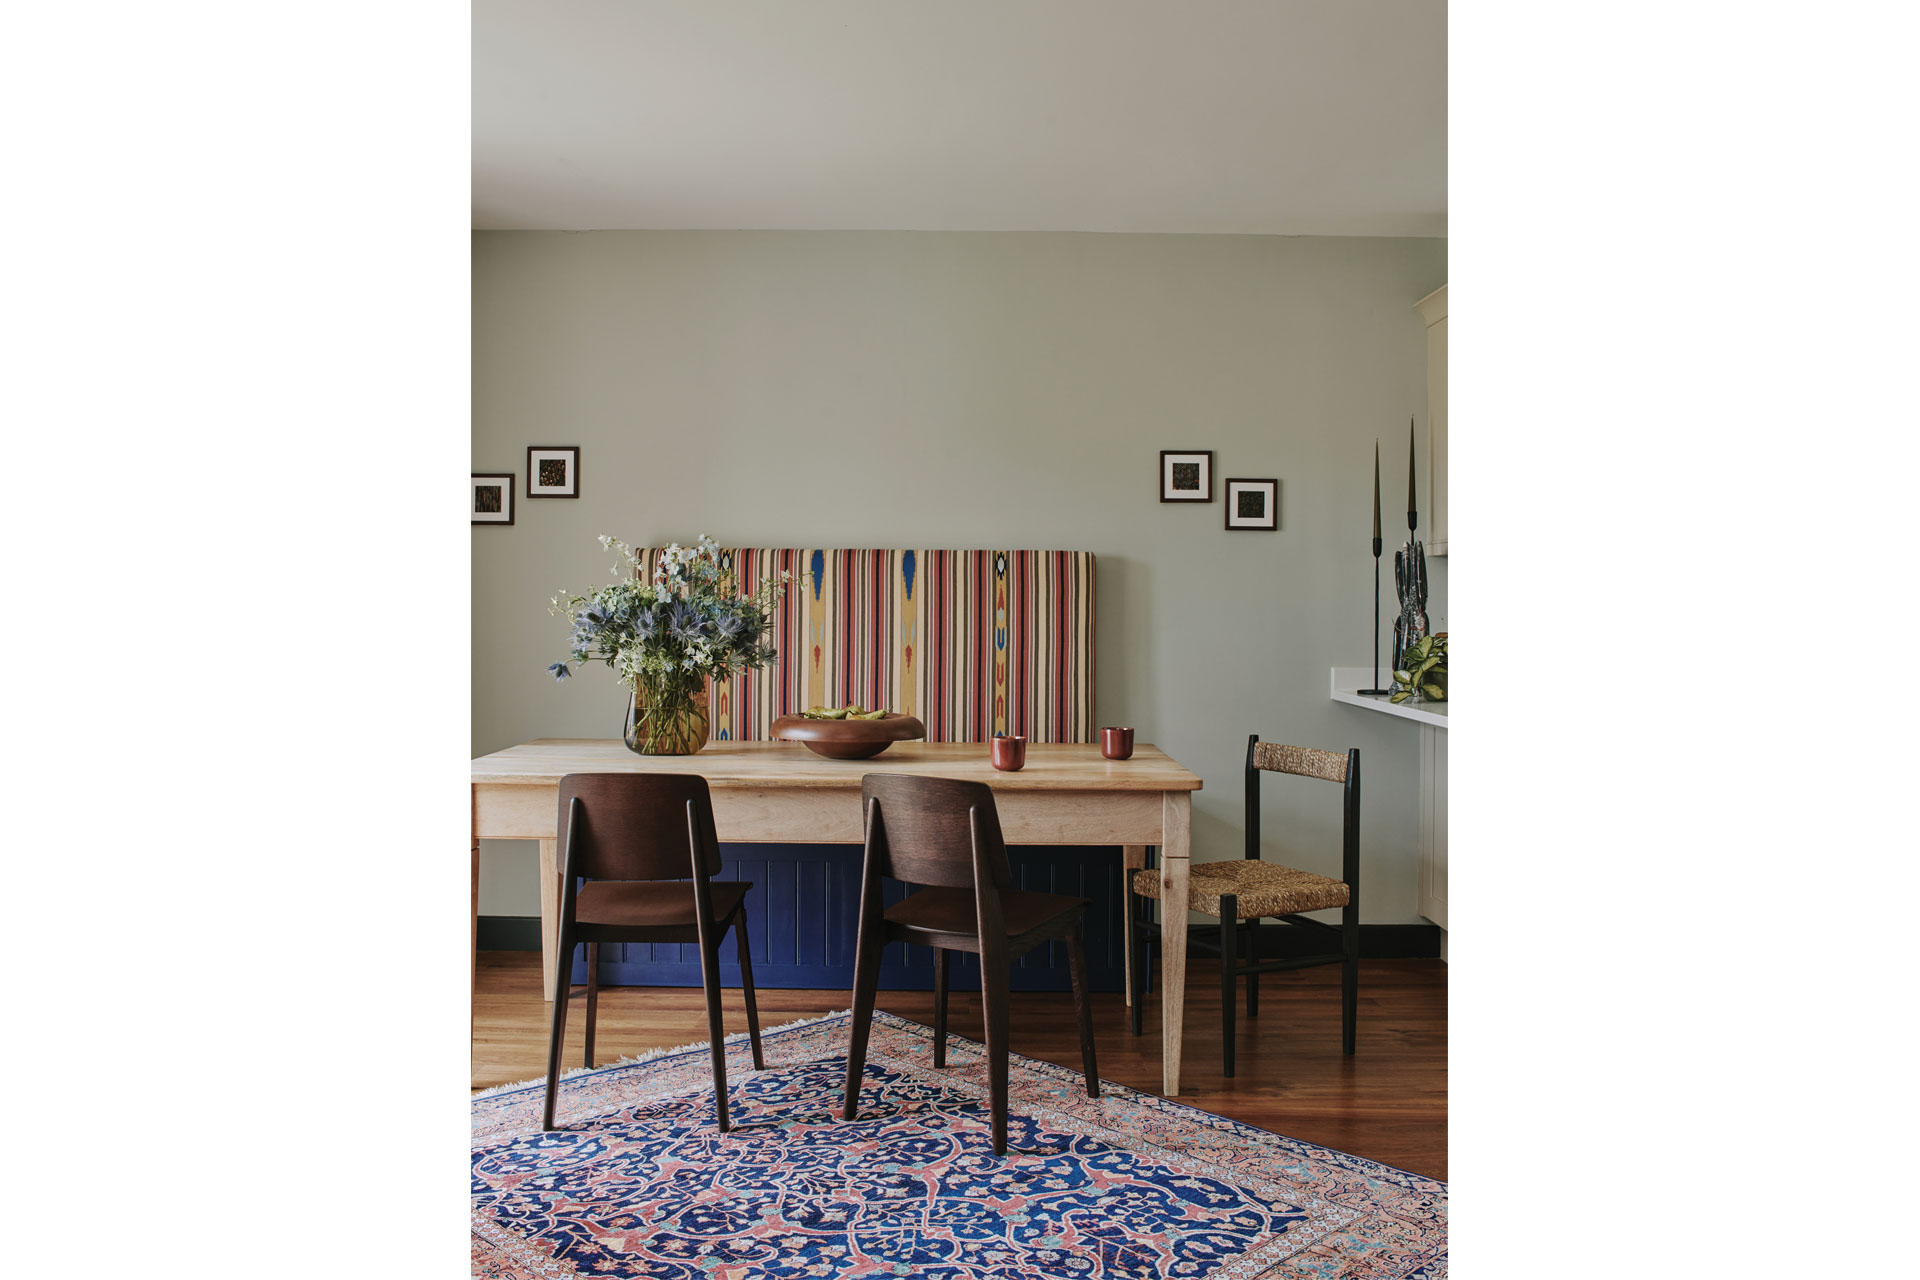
623;678;710;755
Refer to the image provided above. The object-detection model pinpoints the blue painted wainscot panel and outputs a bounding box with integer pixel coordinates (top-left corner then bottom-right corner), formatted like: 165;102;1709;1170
574;844;1130;992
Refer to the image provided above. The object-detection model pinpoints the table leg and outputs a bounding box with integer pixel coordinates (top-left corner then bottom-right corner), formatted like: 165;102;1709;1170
1159;793;1191;1096
539;838;562;1001
1121;845;1147;1007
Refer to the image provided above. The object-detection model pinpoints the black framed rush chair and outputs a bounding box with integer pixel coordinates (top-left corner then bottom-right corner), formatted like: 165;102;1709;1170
842;774;1099;1156
542;773;764;1132
1127;736;1359;1077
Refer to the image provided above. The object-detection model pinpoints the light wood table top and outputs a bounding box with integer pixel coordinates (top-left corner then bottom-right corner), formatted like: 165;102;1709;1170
471;739;1203;793
470;737;1202;1095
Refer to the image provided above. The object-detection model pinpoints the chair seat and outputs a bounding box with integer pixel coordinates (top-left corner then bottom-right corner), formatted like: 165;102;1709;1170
1132;860;1349;919
885;886;1088;941
575;879;750;929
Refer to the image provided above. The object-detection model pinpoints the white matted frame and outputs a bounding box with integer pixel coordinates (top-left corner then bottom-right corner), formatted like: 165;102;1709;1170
1159;450;1213;502
471;473;515;525
526;446;580;498
1223;477;1278;531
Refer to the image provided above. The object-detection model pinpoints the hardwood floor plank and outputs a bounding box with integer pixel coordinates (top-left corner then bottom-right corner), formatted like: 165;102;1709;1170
472;951;1447;1179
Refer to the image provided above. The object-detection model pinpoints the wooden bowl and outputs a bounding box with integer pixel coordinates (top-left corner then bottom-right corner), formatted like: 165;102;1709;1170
770;712;927;759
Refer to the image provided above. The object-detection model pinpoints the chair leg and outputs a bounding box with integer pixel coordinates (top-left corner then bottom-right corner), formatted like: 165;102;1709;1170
932;948;949;1068
1067;920;1100;1098
698;934;732;1133
842;916;884;1121
1126;883;1144;1037
980;940;1011;1156
735;913;764;1071
1342;898;1359;1056
583;942;599;1069
1246;918;1260;1017
541;924;576;1131
1219;895;1238;1079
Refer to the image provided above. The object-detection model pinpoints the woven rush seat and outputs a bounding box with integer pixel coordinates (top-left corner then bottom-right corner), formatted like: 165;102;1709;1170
1132;858;1350;920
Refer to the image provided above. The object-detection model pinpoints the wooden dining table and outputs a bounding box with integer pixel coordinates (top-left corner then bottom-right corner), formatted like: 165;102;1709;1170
471;738;1203;1095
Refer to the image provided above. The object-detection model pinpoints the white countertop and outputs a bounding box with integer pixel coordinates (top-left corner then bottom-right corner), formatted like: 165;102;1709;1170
1330;667;1449;729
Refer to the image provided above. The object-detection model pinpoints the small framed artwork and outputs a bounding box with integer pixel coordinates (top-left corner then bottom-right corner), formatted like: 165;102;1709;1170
471;473;515;525
1160;450;1214;502
526;446;580;498
1224;477;1279;531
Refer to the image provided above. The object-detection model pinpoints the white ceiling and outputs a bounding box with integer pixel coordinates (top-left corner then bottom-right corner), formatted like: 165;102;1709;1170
473;1;1445;235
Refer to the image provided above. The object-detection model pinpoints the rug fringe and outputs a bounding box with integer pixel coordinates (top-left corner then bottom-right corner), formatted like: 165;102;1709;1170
471;1008;851;1100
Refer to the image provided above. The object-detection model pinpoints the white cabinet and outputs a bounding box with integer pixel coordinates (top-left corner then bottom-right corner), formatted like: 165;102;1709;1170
1415;285;1447;556
1418;725;1447;928
1331;669;1447;936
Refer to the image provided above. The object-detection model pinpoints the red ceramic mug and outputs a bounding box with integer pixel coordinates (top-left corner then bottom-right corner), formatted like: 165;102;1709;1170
1101;726;1135;760
990;734;1027;771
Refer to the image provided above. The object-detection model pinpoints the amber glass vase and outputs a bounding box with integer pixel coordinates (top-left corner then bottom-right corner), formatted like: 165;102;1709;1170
622;678;710;755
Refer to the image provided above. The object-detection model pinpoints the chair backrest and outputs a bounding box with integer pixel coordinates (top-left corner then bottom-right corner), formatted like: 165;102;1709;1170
1251;741;1351;784
860;774;1011;892
556;773;722;882
1244;735;1361;882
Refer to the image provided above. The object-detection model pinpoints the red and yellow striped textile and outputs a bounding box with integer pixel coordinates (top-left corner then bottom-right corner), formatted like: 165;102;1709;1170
633;548;1096;743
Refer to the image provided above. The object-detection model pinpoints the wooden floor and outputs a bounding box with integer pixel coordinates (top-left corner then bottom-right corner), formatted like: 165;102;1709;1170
473;950;1448;1180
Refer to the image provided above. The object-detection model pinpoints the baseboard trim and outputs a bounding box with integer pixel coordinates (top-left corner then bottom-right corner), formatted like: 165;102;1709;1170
476;916;1441;960
1186;921;1442;959
478;916;544;952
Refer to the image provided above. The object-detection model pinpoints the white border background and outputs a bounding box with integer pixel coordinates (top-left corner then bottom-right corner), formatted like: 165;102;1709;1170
5;4;1916;1276
6;4;467;1273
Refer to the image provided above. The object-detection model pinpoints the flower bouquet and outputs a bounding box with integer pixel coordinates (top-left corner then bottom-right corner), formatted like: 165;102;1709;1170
549;535;792;754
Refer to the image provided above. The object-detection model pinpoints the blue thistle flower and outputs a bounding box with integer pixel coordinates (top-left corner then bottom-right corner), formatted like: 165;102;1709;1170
548;662;572;681
666;599;705;643
574;603;622;646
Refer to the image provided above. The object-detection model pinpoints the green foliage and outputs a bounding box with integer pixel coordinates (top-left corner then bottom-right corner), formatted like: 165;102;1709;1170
1390;632;1447;704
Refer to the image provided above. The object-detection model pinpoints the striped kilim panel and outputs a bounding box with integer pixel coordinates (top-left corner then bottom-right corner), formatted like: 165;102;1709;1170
634;549;1095;743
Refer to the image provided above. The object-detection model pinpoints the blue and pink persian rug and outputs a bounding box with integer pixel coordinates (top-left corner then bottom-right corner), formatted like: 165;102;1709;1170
471;1010;1446;1278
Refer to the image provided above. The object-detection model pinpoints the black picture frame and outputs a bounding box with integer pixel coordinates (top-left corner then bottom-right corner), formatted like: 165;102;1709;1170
472;473;516;525
1159;450;1214;502
1223;477;1279;531
526;446;580;498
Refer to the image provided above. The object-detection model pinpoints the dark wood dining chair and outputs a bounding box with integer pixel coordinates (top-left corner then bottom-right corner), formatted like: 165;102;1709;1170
842;774;1098;1156
542;773;763;1132
1127;736;1359;1077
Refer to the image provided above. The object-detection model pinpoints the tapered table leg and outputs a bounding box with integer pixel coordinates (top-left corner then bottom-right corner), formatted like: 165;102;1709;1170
1159;792;1191;1096
1121;846;1146;1007
538;838;562;1000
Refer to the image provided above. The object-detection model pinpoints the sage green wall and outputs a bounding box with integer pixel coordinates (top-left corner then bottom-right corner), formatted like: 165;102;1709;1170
473;230;1446;921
